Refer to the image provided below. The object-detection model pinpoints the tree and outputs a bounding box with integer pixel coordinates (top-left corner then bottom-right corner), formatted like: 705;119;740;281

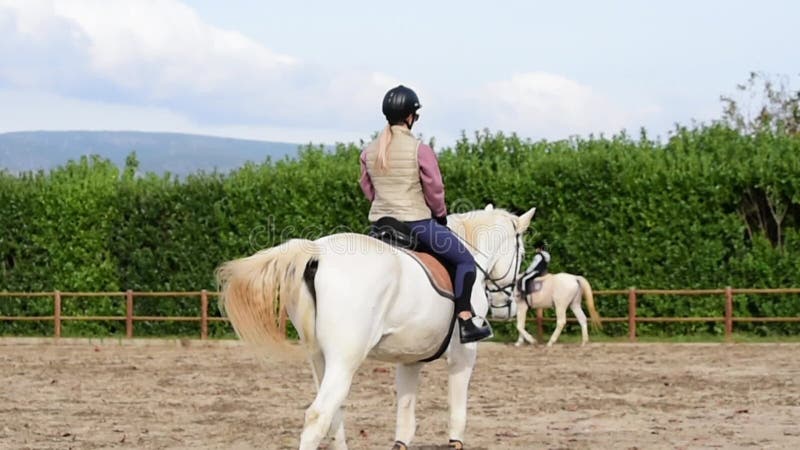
720;72;800;136
720;72;800;250
123;151;141;180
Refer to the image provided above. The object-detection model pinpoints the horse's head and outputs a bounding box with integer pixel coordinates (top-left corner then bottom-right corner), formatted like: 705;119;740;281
449;204;536;318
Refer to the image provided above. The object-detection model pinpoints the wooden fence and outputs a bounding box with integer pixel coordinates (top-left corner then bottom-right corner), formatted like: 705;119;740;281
0;290;222;339
529;287;800;342
1;288;799;341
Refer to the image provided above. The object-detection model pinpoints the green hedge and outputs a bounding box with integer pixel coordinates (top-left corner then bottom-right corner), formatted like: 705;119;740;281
1;125;798;337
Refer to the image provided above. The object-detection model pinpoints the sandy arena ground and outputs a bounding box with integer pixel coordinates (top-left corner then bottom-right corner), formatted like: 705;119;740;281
1;339;799;450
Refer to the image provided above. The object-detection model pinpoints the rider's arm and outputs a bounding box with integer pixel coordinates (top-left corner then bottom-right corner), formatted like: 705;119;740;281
418;142;447;218
528;253;543;271
359;149;375;201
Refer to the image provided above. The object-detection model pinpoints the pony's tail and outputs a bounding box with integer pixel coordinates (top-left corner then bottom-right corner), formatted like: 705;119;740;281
216;239;321;359
577;276;602;331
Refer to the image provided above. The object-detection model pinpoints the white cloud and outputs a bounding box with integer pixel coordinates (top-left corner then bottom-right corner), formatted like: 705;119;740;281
0;0;396;130
476;72;639;140
0;1;93;90
0;2;670;145
50;0;296;94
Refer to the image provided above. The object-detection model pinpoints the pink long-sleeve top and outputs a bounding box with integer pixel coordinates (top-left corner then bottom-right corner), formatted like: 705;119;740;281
359;142;447;218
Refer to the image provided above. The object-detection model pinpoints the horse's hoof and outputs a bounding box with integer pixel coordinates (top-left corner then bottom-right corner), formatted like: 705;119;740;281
449;439;464;449
514;341;522;347
391;440;408;450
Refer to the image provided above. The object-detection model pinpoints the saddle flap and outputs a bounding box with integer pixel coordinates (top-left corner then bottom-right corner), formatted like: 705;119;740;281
405;251;454;299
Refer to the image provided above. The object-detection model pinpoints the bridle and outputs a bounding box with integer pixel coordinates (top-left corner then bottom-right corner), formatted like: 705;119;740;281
452;219;522;315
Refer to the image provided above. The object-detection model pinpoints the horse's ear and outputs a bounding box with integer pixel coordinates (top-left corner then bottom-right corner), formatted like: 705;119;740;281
516;207;536;233
484;203;494;211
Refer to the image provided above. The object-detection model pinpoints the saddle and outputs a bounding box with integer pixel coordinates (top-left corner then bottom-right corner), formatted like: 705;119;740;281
369;217;454;299
517;272;548;296
369;217;457;363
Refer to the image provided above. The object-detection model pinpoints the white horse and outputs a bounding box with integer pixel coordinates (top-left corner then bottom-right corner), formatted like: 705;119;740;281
216;204;535;450
489;272;601;346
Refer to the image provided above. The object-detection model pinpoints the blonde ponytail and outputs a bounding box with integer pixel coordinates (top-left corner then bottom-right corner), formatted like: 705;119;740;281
375;124;392;172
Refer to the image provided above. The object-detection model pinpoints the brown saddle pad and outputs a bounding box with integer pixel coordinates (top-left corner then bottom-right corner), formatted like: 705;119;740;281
402;250;454;299
519;273;549;296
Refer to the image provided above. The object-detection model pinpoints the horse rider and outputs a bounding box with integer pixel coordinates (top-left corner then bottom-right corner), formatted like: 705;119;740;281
358;85;493;343
518;239;551;297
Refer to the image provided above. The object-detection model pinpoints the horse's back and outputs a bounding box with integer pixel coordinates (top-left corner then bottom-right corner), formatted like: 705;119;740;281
547;272;578;283
525;272;580;305
544;272;581;290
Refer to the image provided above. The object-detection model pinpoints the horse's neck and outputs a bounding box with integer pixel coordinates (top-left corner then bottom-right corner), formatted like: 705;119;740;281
447;215;494;268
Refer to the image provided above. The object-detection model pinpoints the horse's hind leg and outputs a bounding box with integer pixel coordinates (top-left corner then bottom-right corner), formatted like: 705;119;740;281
570;300;590;346
308;351;348;449
394;362;423;447
299;358;359;450
515;300;536;346
547;302;568;347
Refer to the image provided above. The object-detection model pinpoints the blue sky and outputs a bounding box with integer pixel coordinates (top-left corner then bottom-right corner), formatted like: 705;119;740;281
1;0;798;147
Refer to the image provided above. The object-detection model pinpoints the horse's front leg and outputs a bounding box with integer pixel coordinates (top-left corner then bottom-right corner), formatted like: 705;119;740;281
393;362;423;449
446;341;478;447
515;300;536;346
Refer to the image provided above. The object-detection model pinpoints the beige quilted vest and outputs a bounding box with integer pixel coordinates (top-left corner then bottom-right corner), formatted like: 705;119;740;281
364;126;431;222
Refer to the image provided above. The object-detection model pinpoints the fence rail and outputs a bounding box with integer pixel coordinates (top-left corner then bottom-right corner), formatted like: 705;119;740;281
1;287;799;341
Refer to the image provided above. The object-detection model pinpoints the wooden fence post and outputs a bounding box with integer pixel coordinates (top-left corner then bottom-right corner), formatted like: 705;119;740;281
126;290;134;338
724;286;733;341
54;290;62;338
200;289;208;340
628;287;637;342
536;308;544;342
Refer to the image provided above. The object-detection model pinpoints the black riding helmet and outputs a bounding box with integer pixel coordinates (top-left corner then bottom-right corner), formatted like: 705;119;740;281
382;85;421;128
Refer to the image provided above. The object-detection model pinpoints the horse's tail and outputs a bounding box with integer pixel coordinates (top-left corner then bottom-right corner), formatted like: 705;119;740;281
216;239;321;359
577;275;602;331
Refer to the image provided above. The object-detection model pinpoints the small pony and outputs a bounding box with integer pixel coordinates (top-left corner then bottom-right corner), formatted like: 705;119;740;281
490;272;602;346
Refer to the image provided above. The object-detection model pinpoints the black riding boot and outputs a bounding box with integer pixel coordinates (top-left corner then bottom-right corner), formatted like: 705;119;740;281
458;316;492;343
455;271;492;343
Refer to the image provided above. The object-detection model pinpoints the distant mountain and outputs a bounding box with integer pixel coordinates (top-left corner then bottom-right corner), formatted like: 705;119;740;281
0;131;303;176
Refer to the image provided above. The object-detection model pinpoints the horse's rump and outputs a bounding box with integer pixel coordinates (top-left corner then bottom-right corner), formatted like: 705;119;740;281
315;234;459;361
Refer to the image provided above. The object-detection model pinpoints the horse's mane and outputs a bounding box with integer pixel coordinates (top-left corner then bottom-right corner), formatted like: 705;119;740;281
449;207;517;248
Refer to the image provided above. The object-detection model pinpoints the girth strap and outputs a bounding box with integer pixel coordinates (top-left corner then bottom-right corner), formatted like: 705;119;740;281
418;310;457;363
